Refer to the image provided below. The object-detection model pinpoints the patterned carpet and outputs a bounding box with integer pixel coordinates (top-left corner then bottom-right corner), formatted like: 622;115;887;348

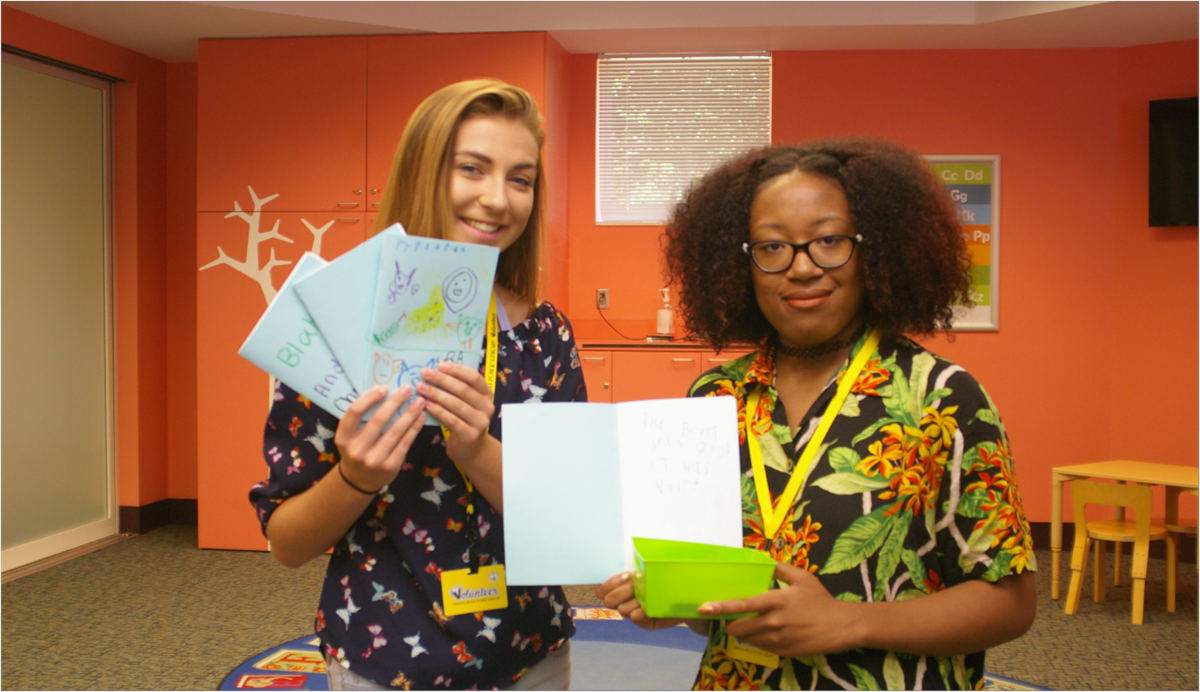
220;608;1048;690
1;527;1194;690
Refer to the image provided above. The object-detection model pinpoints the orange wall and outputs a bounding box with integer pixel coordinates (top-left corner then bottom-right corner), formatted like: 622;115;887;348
194;33;568;549
565;54;679;341
5;5;1195;530
1105;42;1199;518
541;34;571;309
566;43;1198;523
2;6;172;508
166;63;199;499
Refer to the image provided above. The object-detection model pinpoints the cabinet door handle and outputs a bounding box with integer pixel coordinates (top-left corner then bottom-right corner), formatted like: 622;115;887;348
371;202;381;207
672;358;695;363
338;217;360;223
337;202;360;207
582;357;607;362
708;358;730;363
603;383;610;389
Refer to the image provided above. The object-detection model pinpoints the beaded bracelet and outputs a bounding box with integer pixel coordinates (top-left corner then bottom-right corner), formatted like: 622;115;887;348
337;463;380;495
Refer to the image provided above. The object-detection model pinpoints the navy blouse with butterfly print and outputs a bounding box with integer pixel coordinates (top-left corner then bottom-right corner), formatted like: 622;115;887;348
250;302;586;690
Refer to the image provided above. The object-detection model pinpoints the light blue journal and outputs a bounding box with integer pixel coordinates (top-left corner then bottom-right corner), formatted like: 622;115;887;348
237;252;358;417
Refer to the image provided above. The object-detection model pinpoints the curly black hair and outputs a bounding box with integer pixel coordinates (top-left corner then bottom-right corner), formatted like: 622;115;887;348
664;138;972;351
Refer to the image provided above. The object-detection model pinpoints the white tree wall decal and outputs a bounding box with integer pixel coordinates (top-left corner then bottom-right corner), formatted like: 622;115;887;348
200;186;333;304
201;187;340;405
302;218;334;259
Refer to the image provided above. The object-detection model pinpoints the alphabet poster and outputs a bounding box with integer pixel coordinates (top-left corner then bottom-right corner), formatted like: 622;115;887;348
927;156;1000;331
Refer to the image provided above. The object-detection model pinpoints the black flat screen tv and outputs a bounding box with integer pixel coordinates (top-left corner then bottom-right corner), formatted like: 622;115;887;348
1148;96;1198;227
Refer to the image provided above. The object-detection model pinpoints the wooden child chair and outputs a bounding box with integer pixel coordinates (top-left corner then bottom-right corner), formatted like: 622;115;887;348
1163;486;1199;580
1064;480;1177;624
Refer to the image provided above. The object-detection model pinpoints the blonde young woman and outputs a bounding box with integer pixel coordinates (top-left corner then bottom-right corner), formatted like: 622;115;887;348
251;80;585;691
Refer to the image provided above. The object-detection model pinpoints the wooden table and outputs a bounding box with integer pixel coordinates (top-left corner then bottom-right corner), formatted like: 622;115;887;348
1051;460;1198;600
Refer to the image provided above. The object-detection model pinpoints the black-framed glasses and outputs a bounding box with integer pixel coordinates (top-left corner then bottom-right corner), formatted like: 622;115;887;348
742;234;863;273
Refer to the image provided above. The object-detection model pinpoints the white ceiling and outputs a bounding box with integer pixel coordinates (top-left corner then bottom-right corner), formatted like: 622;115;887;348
4;1;1197;63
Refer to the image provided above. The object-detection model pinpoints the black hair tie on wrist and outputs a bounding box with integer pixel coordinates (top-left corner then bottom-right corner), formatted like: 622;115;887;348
337;463;381;495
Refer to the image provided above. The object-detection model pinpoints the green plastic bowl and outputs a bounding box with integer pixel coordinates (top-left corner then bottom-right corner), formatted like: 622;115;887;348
632;537;777;619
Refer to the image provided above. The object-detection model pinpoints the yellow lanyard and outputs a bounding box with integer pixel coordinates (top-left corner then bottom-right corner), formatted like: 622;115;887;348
440;293;499;517
746;329;880;540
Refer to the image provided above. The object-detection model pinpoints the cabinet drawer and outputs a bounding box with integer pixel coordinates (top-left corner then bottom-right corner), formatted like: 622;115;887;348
611;351;701;402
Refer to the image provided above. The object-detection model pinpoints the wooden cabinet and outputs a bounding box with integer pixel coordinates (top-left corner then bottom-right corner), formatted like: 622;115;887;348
365;33;550;213
701;351;746;373
579;352;612;403
612;351;703;402
578;347;754;403
196;211;366;550
195;32;565;550
198;37;367;212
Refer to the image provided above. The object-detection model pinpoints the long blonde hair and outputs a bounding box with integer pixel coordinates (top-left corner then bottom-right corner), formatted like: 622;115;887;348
374;79;545;306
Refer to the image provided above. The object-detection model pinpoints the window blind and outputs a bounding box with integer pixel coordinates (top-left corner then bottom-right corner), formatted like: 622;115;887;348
596;54;771;224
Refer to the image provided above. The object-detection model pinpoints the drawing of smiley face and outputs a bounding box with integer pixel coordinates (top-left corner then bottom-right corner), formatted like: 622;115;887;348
442;268;479;314
372;352;396;385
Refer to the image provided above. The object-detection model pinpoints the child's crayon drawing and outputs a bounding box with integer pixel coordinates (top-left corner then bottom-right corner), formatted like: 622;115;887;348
387;262;419;305
442;268;479;314
365;237;499;425
456;317;485;346
404;285;446;338
371;352;439;388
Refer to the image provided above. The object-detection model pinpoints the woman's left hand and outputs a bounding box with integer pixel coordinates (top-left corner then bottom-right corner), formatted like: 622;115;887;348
597;572;710;635
699;563;857;658
418;361;496;466
596;572;684;631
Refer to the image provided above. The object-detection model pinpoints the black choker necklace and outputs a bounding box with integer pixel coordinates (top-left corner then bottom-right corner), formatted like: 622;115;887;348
774;323;867;359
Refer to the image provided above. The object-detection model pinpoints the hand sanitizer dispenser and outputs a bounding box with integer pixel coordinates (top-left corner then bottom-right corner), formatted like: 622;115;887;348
656;288;674;337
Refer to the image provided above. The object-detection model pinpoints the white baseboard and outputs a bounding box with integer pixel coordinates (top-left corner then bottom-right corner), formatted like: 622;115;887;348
2;517;119;572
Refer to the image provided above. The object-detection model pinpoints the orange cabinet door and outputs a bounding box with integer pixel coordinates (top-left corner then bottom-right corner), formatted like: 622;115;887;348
198;37;367;213
196;211;367;551
579;350;613;403
611;351;702;403
366;33;548;212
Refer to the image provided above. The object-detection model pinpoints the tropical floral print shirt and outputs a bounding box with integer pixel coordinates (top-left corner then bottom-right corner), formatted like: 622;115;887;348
688;332;1036;691
250;302;586;690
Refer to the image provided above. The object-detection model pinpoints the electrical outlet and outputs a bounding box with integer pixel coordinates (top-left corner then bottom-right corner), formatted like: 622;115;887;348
596;288;610;309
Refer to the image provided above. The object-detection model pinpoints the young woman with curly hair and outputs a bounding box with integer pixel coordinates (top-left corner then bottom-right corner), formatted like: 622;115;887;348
599;139;1037;690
